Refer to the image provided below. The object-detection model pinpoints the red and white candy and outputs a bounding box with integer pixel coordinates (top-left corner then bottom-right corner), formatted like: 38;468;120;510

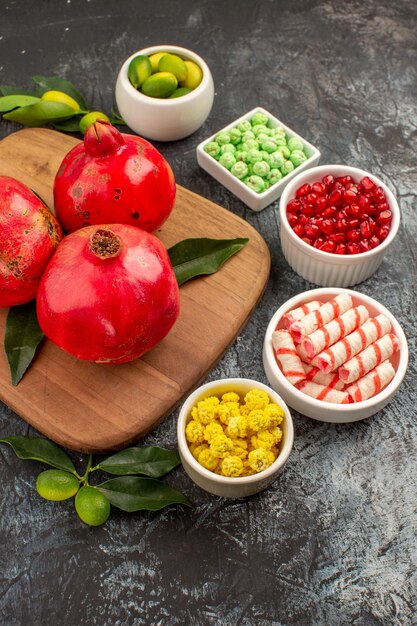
273;295;399;405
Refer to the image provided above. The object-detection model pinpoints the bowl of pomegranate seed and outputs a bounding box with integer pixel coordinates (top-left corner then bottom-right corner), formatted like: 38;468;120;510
279;164;400;287
263;288;408;423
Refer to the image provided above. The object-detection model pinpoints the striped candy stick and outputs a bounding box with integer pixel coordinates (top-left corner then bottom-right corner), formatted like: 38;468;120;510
302;363;346;390
346;360;396;402
316;314;392;374
296;380;350;404
282;300;322;329
289;293;353;343
301;305;369;359
272;329;306;385
338;333;399;384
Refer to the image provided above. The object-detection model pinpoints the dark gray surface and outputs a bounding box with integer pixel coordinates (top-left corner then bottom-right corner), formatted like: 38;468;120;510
0;1;416;624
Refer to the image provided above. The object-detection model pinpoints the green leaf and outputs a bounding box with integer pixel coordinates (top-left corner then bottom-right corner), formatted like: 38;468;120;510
0;85;37;97
168;237;249;286
96;446;180;477
5;300;44;386
32;75;88;110
51;117;82;132
96;476;192;512
0;95;40;112
0;435;76;473
3;101;76;127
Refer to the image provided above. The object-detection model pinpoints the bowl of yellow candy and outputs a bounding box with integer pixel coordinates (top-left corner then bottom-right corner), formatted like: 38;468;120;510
115;44;215;141
177;378;294;498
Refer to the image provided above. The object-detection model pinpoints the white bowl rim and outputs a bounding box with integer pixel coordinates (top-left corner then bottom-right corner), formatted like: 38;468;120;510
264;287;409;412
177;377;294;486
118;44;212;105
279;164;400;261
196;106;321;200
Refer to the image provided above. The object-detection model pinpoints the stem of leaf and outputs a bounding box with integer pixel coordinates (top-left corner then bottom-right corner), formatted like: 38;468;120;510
81;454;93;485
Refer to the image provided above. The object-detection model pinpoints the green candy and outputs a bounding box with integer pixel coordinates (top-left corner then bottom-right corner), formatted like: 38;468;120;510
220;143;236;155
215;132;231;146
235;150;248;162
290;149;307;167
268;168;283;185
288;136;304;152
231;161;249;179
204;141;220;158
236;120;252;132
242;138;259;151
252;160;270;177
252;124;270;136
241;130;256;142
261;139;278;154
281;160;295;176
250;112;269;126
245;174;266;193
277;145;290;159
271;126;286;138
246;148;263;164
270;150;285;169
219;152;236;169
229;128;242;144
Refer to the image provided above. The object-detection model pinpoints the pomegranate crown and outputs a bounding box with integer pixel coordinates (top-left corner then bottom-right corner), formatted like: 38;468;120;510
84;120;125;157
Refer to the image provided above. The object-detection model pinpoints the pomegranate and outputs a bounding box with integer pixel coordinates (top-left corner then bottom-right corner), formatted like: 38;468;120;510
36;224;180;364
286;174;393;255
53;120;176;234
0;176;63;307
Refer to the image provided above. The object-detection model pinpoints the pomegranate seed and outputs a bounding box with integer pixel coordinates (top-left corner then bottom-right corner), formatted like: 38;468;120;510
302;203;316;216
306;193;318;205
336;218;348;232
296;183;311;198
293;224;305;237
367;203;379;216
377;209;392;224
302;237;314;246
313;237;325;249
347;204;361;219
346;229;361;242
369;235;381;248
346;242;360;254
347;218;360;229
321;206;337;218
328;189;343;205
304;223;321;238
378;224;391;240
359;239;371;252
329;232;346;243
320;219;337;235
315;197;328;212
343;175;354;185
335;243;347;254
287;199;301;213
372;186;386;203
359;194;371;210
312;182;326;195
378;201;389;212
337;209;347;220
287;213;299;227
299;215;308;225
322;175;334;188
344;188;358;204
319;240;336;253
360;220;373;238
360;176;375;192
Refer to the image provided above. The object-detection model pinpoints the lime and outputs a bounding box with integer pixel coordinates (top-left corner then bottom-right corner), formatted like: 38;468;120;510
141;72;178;98
179;60;203;90
158;53;188;82
79;111;110;134
41;90;81;112
128;55;152;89
168;87;193;99
75;486;111;526
148;52;167;73
36;469;80;501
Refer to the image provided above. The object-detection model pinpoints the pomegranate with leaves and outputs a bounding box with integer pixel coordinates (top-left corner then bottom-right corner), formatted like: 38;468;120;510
53;120;176;234
36;224;180;364
0;176;63;307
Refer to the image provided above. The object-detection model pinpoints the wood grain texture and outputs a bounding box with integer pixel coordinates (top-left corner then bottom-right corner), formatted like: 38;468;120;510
0;128;270;453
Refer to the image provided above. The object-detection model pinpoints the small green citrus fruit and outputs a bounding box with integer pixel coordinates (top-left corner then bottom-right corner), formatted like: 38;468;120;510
36;469;80;501
75;486;111;526
79;111;110;134
41;90;81;112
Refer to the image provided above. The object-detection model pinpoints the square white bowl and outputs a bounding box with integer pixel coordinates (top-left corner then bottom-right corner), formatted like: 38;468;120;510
196;106;321;211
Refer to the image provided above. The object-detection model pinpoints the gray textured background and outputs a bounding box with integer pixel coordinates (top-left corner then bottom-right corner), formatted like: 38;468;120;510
0;1;416;624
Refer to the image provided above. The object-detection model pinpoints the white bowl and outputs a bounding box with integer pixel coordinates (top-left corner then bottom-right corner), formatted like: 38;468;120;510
196;107;321;211
115;45;214;141
279;164;400;287
263;288;408;423
177;378;294;498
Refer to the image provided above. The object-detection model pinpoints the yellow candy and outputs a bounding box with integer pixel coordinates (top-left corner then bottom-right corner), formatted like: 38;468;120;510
264;403;284;426
247;448;275;472
189;443;208;460
220;456;244;477
247;409;271;432
204;421;224;443
244;388;270;411
185;420;205;444
221;392;240;404
217;401;240;425
209;434;234;458
226;415;248;439
198;449;219;471
251;430;276;450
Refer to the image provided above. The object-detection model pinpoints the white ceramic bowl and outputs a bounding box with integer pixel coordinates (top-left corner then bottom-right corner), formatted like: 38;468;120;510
279;164;400;287
177;378;294;498
115;45;214;141
196;107;321;211
263;288;408;423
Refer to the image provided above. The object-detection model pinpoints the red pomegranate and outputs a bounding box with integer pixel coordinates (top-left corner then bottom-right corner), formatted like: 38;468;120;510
0;176;63;307
53;120;176;234
36;224;180;364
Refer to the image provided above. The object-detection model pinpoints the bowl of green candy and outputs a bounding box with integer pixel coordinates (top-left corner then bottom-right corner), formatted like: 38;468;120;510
196;107;321;211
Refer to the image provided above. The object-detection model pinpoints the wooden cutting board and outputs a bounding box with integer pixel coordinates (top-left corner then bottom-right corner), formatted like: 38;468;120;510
0;128;270;453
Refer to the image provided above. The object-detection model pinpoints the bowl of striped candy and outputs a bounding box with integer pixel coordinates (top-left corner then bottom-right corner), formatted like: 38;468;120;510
263;288;408;423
